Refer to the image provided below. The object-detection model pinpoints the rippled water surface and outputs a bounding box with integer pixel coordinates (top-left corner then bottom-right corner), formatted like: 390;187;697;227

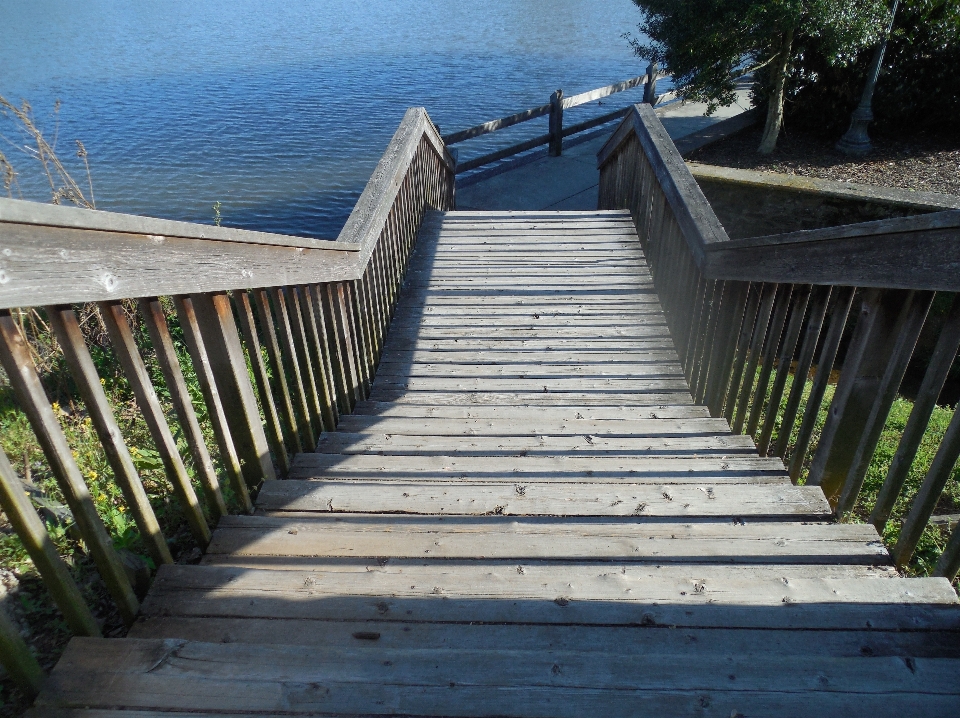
1;0;649;237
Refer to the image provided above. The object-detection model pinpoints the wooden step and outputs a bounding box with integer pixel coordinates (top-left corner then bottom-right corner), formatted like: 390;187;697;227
29;637;960;718
287;452;789;484
139;563;957;630
254;481;828;518
205;515;882;563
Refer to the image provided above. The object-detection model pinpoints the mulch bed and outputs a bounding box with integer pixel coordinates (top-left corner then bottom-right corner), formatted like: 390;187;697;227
688;125;960;198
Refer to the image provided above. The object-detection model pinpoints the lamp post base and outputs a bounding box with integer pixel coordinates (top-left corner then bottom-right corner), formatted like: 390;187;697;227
836;107;875;156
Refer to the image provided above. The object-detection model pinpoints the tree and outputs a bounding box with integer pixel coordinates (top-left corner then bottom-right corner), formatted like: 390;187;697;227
627;0;892;153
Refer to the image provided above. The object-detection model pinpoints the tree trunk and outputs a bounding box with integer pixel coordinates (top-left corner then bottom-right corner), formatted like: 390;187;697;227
758;26;795;155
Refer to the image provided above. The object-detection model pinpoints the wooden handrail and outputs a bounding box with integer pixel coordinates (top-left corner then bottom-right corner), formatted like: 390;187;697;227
599;104;960;291
0;106;454;694
444;74;672;174
598;101;960;584
0;108;454;309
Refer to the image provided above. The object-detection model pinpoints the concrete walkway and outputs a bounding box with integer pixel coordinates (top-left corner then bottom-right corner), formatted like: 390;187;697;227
456;91;751;212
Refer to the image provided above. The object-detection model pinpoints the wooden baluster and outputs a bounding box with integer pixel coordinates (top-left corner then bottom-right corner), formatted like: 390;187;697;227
346;281;372;398
694;282;724;404
0;605;44;698
675;256;700;369
733;283;778;434
787;287;855;483
723;284;762;423
0;310;139;625
362;263;383;365
234;290;291;476
286;286;327;443
315;283;350;414
189;291;277;487
806;289;913;504
773;285;832;458
872;294;960;532
138;298;228;518
686;278;713;388
934;514;960;580
270;287;318;449
705;282;750;417
372;244;391;343
835;290;934;516
289;285;331;433
745;284;794;438
0;446;99;636
299;285;338;431
99;301;211;548
757;286;812;456
173;296;252;512
894;402;960;568
251;288;303;454
324;282;362;411
349;277;374;393
46;305;173;565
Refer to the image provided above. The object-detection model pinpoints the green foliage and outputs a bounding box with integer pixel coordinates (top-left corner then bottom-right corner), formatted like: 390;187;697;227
749;370;959;585
627;0;890;149
783;0;960;135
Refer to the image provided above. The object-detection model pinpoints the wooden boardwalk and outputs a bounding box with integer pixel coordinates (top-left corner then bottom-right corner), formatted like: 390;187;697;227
30;210;960;716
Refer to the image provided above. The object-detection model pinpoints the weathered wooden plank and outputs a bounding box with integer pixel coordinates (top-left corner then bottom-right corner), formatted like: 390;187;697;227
127;616;960;658
252;479;825;517
35;637;960;717
365;389;693;406
333;415;730;437
441;103;552;145
209;515;879;562
286;452;789;483
315;432;756;457
140;564;959;630
348;401;709;420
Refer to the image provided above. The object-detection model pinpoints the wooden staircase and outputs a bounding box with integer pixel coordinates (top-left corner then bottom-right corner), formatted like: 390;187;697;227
28;211;960;717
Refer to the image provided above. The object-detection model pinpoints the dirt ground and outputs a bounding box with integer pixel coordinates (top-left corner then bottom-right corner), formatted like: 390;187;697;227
688;125;960;198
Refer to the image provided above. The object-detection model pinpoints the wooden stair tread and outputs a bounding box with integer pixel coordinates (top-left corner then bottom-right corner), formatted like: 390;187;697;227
28;637;960;717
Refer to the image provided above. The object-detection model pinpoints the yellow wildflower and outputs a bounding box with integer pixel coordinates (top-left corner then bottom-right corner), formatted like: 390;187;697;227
89;471;97;480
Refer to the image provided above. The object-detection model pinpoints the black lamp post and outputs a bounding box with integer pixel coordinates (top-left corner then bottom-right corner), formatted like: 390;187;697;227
836;0;900;155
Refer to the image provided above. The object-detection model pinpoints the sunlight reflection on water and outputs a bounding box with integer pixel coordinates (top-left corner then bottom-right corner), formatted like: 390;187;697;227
1;0;653;237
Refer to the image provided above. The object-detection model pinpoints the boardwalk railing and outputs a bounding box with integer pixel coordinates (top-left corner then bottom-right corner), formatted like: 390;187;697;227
599;103;960;582
0;108;453;695
445;67;672;174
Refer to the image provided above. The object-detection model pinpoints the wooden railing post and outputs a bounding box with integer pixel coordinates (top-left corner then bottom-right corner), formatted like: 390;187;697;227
643;63;658;104
549;89;564;157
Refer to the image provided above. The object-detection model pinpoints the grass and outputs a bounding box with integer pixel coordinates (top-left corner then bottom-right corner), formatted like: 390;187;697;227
751;371;960;582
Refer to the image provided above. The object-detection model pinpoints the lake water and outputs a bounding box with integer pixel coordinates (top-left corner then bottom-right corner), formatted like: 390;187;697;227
1;0;651;238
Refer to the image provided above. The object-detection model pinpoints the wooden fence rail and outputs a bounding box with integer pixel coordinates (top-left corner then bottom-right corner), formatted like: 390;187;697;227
0;108;454;696
598;102;960;583
445;69;672;174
